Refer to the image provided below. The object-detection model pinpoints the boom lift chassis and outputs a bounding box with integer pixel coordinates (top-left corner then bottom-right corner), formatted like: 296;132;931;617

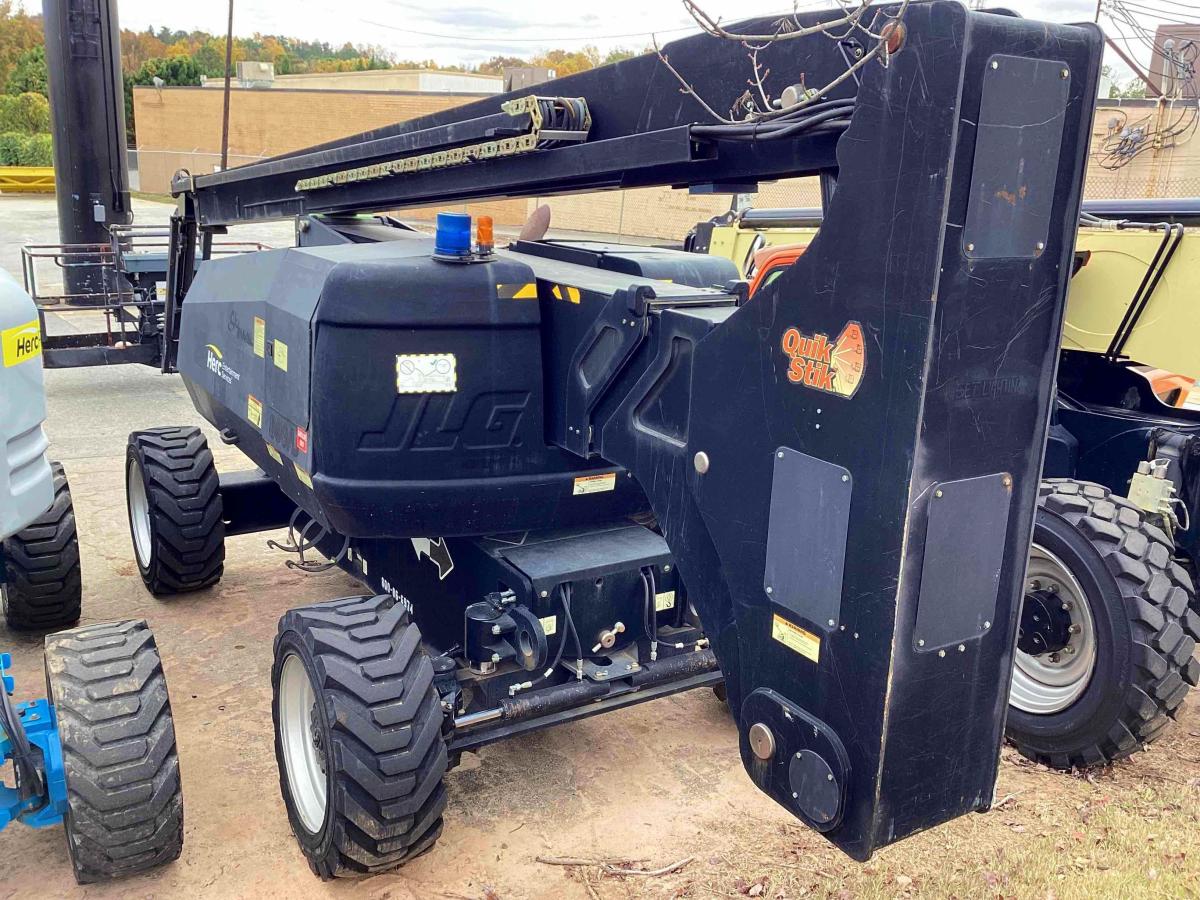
142;2;1100;869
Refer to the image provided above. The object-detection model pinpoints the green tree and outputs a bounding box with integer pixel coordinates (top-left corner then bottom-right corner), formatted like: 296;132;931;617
0;91;48;133
603;48;638;65
0;129;21;163
124;55;203;142
5;44;45;95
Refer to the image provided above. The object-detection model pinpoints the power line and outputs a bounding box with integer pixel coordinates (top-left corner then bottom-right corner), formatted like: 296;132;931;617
1119;2;1200;27
358;19;701;43
357;2;848;47
1123;0;1200;11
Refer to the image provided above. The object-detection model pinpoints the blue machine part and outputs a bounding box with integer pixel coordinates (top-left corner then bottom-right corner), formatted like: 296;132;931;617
0;652;67;830
433;211;471;257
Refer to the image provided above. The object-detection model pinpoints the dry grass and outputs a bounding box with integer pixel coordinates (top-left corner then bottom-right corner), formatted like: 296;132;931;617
547;706;1200;900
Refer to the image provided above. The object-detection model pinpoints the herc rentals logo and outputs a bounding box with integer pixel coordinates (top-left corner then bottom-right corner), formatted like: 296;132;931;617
206;344;241;385
2;320;41;368
780;321;866;399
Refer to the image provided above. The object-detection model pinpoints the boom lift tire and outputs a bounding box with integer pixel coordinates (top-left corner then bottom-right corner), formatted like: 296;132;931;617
125;427;224;596
271;595;449;879
44;620;185;884
2;462;82;631
1006;479;1198;769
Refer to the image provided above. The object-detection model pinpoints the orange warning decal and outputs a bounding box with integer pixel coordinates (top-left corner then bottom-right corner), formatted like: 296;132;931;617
781;321;865;399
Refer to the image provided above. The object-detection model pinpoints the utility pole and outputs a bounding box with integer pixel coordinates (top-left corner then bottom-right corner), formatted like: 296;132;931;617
220;0;234;172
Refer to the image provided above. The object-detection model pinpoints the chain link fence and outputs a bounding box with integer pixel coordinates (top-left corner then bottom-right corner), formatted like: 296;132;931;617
1083;170;1200;200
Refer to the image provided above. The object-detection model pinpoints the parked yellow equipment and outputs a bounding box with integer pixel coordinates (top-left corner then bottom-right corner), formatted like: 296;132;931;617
690;204;1200;381
0;167;55;194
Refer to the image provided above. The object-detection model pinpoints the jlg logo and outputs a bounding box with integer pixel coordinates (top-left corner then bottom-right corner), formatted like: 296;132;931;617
2;321;41;368
781;321;866;399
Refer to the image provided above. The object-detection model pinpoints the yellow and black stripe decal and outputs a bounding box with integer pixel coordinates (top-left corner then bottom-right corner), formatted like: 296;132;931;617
551;284;581;304
497;282;538;300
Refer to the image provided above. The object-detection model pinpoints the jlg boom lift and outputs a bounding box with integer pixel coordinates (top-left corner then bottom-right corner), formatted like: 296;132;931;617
107;1;1102;880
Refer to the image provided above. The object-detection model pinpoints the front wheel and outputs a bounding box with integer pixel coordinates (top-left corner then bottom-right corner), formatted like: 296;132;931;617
271;595;448;879
44;620;185;884
125;427;224;596
1006;479;1199;769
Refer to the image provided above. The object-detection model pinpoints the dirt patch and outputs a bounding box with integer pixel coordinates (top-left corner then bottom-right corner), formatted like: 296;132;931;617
1;460;1198;900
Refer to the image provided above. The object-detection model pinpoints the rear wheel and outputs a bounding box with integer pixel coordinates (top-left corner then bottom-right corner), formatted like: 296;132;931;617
44;620;184;884
2;461;82;631
125;427;224;596
272;595;448;879
1006;479;1198;769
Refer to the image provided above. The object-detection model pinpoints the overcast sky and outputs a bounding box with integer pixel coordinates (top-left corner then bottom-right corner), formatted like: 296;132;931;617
72;1;1179;80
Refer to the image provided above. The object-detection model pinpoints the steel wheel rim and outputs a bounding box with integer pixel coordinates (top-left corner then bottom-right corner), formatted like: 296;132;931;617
127;459;153;569
1010;543;1098;715
279;653;328;834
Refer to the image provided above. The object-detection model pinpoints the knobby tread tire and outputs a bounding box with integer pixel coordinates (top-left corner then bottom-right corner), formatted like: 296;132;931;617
273;595;448;879
126;427;224;596
44;620;184;884
2;461;82;631
1007;479;1198;769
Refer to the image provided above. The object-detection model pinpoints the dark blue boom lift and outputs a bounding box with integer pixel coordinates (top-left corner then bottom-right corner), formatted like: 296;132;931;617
103;0;1105;878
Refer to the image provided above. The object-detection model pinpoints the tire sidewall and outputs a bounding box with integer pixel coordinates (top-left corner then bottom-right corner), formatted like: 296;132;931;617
1007;507;1134;752
271;628;338;872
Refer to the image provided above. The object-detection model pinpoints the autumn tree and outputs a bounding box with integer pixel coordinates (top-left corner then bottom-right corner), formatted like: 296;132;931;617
5;43;44;95
0;0;41;91
531;46;602;76
477;55;527;76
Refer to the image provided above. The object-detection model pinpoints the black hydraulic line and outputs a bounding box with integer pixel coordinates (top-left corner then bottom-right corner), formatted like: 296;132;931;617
0;684;44;805
449;668;724;753
1105;222;1185;361
630;647;718;687
521;584;575;692
691;105;855;142
499;678;609;721
479;646;721;726
1103;222;1172;361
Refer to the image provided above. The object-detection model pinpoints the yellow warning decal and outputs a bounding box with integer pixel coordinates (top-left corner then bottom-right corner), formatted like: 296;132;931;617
253;317;266;358
539;614;557;637
274;339;289;372
771;614;820;663
265;443;283;464
293;462;313;489
573;472;616;495
551;284;581;304
247;394;263;428
497;282;537;300
655;590;676;612
2;320;41;367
